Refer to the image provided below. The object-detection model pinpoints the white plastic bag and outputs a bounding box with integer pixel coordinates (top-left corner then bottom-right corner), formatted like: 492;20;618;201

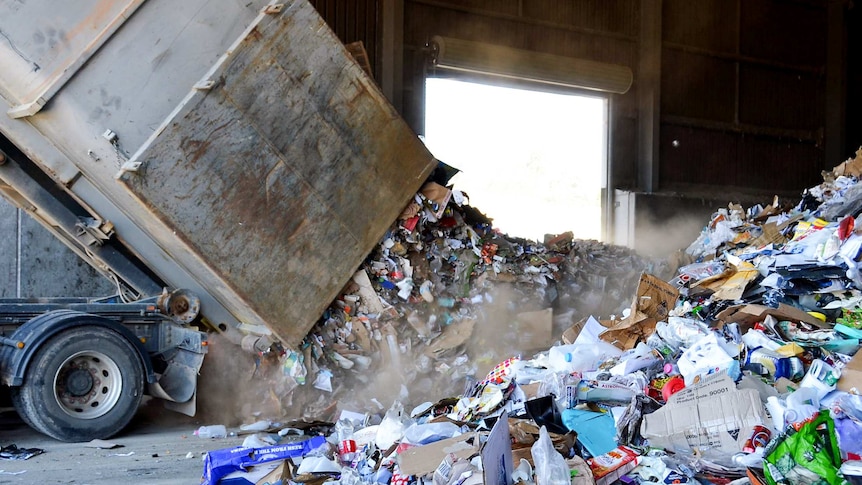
531;426;570;485
376;401;411;449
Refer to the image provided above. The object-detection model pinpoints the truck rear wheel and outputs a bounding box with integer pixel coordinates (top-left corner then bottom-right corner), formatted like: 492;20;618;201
10;326;145;442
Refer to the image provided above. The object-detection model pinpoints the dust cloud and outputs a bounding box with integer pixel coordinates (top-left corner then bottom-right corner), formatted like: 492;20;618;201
192;205;712;426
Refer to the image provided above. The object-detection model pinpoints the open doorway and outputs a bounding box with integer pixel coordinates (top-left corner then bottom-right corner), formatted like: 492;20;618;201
423;78;607;241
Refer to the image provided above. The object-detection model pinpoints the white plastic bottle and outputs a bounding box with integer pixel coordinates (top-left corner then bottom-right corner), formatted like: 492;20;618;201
195;425;227;439
547;344;581;373
799;359;839;400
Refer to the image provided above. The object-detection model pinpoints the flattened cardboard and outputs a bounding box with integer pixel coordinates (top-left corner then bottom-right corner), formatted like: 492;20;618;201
397;432;480;477
599;313;654;350
640;373;768;454
832;147;862;178
568;456;597;485
707;261;760;301
482;416;513;485
838;351;862;393
562;318;586;345
424;319;475;357
717;303;826;330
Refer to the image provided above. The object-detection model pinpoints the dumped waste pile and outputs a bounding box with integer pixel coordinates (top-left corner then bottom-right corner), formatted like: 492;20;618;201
203;149;862;485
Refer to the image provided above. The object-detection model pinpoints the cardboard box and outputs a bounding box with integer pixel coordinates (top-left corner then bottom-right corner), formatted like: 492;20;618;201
838;351;862;393
587;446;639;485
600;273;678;350
640;373;768;454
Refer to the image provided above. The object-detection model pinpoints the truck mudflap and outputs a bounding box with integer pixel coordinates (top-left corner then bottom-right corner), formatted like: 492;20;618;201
148;325;207;417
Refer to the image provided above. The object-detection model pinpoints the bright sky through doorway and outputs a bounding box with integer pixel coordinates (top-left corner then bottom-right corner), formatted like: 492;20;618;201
424;78;605;241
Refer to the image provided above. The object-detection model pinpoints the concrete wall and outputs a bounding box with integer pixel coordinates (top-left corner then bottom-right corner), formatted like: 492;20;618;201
0;198;115;298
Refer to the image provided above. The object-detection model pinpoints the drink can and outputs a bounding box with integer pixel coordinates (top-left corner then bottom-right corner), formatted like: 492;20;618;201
339;439;357;459
743;425;771;453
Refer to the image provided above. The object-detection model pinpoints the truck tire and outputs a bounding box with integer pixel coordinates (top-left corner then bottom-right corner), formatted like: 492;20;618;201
10;326;145;442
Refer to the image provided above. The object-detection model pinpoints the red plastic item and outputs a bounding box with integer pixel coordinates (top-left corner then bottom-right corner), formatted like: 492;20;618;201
662;376;686;401
838;215;855;241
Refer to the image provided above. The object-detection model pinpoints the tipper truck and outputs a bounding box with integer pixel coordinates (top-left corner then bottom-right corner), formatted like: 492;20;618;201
0;0;436;441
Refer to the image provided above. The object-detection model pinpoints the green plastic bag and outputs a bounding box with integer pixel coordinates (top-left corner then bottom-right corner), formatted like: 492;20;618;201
764;410;847;485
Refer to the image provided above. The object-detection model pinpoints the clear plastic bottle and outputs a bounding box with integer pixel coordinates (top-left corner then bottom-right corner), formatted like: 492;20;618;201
195;424;227;439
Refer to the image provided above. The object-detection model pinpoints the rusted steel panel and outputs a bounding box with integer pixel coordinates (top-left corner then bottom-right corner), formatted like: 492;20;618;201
120;2;435;346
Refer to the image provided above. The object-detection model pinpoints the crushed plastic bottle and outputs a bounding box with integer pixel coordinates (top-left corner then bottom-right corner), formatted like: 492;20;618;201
194;424;227;439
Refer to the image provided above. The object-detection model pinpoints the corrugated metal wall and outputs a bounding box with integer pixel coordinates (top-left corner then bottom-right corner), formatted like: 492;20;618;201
308;0;380;77
660;0;827;193
311;0;853;197
401;0;641;190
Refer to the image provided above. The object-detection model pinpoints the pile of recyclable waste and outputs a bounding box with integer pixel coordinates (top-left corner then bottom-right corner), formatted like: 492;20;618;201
202;150;862;485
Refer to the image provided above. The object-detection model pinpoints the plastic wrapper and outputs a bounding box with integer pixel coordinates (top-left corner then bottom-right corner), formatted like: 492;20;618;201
655;317;711;352
676;261;729;286
281;350;307;385
831;394;862;460
401;422;462;446
531;426;571;485
616;394;662;447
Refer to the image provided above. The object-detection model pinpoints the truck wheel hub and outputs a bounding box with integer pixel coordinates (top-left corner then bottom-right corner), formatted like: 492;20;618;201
64;368;94;397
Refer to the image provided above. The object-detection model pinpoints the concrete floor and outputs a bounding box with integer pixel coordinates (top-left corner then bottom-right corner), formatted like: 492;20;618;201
0;399;247;484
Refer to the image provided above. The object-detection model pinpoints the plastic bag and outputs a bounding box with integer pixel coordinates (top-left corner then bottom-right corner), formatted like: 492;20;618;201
401;421;462;446
281;350;307;385
764;410;844;485
531;426;570;485
376;401;411;450
655;317;711;352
